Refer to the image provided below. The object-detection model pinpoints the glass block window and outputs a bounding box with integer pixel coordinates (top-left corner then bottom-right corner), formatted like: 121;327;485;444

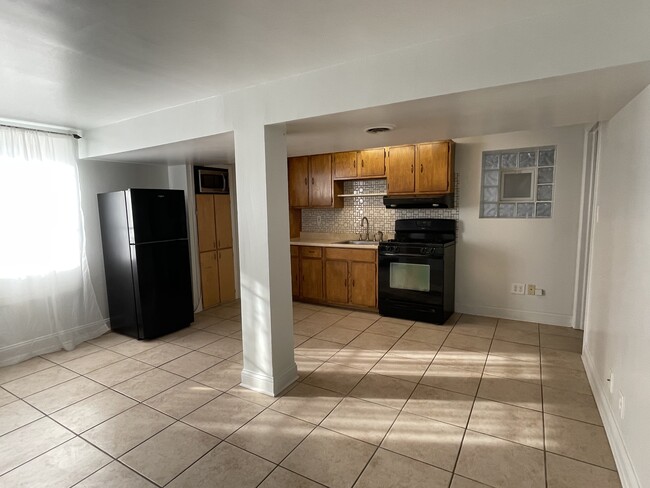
480;146;555;218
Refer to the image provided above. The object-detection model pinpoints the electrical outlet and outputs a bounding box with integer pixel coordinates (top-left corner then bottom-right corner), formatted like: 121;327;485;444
534;288;545;296
618;391;625;419
527;284;536;295
316;215;322;225
511;283;525;295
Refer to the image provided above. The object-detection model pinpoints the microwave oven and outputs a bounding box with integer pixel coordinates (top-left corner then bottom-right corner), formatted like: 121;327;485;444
194;166;229;194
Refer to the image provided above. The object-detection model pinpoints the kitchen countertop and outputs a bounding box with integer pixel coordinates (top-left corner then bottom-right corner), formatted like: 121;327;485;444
290;232;382;249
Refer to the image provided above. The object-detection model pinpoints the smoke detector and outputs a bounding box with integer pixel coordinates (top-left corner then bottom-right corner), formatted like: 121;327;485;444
364;124;396;134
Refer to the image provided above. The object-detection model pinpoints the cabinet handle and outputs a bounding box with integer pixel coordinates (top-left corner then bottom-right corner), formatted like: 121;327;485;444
353;160;356;168
361;160;364;168
311;177;315;184
352;279;355;287
344;279;347;286
411;164;414;173
304;177;307;185
420;164;423;173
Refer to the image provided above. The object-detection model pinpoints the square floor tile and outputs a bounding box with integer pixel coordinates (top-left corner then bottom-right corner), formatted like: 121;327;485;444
490;339;540;363
314;326;362;345
295;338;342;361
182;393;263;439
0;388;17;408
544;413;615;469
192;360;242;391
120;421;220;486
85;358;153;387
477;375;542;411
295;355;324;380
0;357;55;384
370;353;430;383
333;316;376;332
112;368;184;402
302;311;343;327
167;441;273;488
144;380;220;419
0;400;43;436
322;397;398;445
0;437;111;488
443;333;492;353
159;351;222;378
455;430;545;488
327;347;383;373
281;426;375;488
258;467;323;488
23;376;105;414
420;363;482;396
270;383;342;424
483;354;540;384
75;461;156;487
165;330;221;350
293;320;331;337
51;389;137;434
2;365;78;398
365;320;411;338
381;411;464;471
468;398;544;449
228;409;314;463
432;346;487;372
388;338;439;361
542;386;601;425
198;337;243;359
0;417;73;476
494;326;540;346
227;384;278;407
109;339;162;357
88;332;131;348
452;320;496;340
539;324;583;338
401;327;448;346
41;342;101;364
350;373;416;410
61;349;126;375
82;404;174;457
545;452;621;488
202;319;241;336
404;384;474;428
451;475;492;487
540;348;584;371
541;364;592;395
347;332;398;352
540;333;582;353
303;362;365;394
355;448;451;488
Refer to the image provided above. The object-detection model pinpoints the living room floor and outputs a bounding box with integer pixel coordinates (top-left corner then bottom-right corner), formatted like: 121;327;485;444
0;301;620;488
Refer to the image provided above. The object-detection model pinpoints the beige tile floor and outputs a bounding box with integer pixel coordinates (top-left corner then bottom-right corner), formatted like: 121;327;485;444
0;301;621;488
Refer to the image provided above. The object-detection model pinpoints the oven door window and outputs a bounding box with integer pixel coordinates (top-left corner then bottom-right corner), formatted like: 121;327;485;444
389;262;430;292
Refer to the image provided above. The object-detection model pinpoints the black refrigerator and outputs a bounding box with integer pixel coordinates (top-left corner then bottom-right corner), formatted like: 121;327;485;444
97;189;194;340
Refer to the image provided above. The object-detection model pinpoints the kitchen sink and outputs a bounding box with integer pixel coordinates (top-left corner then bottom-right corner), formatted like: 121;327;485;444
335;240;378;245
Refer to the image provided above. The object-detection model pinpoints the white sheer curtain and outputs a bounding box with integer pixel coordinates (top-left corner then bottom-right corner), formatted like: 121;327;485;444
0;126;106;366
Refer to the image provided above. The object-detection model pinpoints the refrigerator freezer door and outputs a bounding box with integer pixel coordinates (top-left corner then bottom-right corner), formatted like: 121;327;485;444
131;239;194;339
127;189;188;244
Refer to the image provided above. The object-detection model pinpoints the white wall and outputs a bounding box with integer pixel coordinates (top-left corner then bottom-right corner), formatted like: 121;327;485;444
582;85;650;488
454;125;586;326
77;159;170;316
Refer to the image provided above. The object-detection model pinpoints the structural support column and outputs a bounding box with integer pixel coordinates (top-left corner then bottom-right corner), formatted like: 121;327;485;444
233;121;297;396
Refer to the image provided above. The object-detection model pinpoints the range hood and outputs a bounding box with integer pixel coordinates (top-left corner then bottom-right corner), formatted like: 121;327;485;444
383;194;454;209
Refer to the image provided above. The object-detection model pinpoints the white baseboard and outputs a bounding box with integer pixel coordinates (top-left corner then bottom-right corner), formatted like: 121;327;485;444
240;362;298;397
455;303;573;326
0;319;109;367
582;347;641;488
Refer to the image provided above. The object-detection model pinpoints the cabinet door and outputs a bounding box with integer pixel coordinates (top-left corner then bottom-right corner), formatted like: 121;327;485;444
358;148;385;177
218;248;236;303
416;142;451;194
387;145;416;194
291;255;300;298
196;195;216;252
214;194;233;249
300;257;323;300
200;251;220;309
309;154;333;207
288;156;310;207
325;260;348;304
350;262;376;308
333;151;357;179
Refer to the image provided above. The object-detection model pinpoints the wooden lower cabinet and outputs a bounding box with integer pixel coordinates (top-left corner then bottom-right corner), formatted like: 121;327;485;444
350;262;376;307
199;251;220;308
293;245;377;310
325;260;348;304
218;248;236;302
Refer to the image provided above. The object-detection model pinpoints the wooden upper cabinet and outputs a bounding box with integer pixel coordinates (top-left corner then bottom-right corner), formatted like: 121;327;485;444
387;145;416;194
213;194;232;249
416;141;453;194
358;148;385;177
333;151;357;179
196;195;216;252
288;156;309;207
309;154;333;207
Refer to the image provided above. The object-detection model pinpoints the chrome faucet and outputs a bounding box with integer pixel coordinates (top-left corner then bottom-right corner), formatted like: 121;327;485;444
360;216;370;241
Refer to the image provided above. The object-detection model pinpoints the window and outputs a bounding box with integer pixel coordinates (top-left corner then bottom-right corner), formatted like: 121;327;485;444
480;146;555;218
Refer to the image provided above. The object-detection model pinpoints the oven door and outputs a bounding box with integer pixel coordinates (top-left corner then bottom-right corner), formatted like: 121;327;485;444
378;251;444;306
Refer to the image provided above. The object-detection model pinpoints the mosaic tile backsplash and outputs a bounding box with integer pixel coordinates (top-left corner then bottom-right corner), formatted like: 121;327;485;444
302;177;460;234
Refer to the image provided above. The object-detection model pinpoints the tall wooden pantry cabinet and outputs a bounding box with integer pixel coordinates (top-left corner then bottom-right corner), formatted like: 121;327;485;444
196;194;236;309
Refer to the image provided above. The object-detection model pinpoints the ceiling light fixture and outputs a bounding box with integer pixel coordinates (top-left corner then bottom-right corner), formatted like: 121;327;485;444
364;124;396;134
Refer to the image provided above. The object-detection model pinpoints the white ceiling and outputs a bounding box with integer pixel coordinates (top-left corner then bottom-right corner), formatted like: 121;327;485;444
1;0;593;130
